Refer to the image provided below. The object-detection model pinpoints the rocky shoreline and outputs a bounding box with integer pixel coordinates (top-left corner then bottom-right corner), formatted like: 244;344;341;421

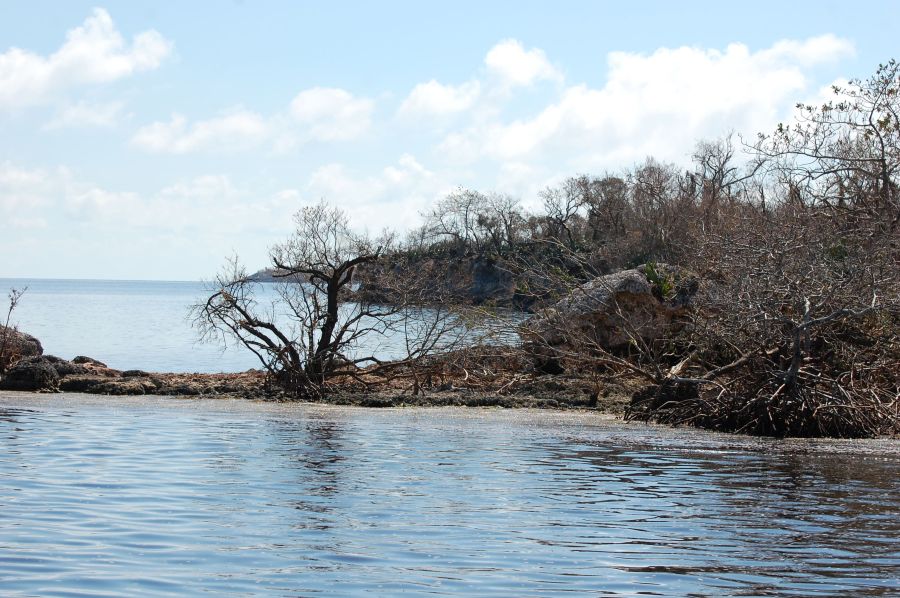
0;350;633;414
0;353;264;396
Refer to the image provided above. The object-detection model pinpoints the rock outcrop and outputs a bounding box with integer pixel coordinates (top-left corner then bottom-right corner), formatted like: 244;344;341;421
72;356;107;367
524;263;699;358
0;357;60;391
0;349;265;396
0;326;43;370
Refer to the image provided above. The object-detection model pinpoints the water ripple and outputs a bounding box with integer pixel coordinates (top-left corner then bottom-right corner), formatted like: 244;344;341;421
0;394;898;596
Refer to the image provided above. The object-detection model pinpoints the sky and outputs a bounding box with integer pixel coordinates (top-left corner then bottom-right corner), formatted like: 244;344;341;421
1;0;897;280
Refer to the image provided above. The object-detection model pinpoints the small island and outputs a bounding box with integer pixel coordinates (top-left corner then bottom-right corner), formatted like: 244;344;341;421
2;61;898;440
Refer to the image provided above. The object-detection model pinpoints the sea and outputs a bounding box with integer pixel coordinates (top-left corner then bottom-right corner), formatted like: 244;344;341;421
1;279;899;596
1;278;309;373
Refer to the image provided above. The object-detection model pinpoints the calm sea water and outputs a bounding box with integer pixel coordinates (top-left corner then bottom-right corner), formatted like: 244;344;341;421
0;278;432;373
0;394;898;596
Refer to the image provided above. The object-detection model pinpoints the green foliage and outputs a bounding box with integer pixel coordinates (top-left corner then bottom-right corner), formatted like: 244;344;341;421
826;240;849;262
644;261;674;300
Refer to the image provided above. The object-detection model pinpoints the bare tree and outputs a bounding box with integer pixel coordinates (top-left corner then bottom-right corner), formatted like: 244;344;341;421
477;193;525;255
753;59;900;227
424;188;489;255
0;287;27;373
623;70;900;436
583;175;631;244
423;189;526;258
632;201;900;437
193;202;459;398
540;178;588;249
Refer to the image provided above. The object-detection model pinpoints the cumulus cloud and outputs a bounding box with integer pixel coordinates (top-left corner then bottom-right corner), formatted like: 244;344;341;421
758;33;855;67
307;154;443;231
0;8;173;109
67;186;140;213
441;35;855;167
0;162;300;240
484;39;562;87
290;87;374;141
4;33;861;278
395;39;558;126
0;161;319;278
398;80;481;116
0;161;63;211
131;110;269;153
131;87;374;153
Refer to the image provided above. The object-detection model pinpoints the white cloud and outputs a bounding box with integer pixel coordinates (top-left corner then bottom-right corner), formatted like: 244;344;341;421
132;87;373;153
3;33;862;279
159;174;238;200
290;87;374;141
383;154;431;184
43;100;125;129
759;34;855;67
67;187;140;213
443;35;855;167
484;39;562;87
0;161;62;211
308;154;434;202
399;80;481;116
0;163;300;240
0;8;173;109
307;154;442;232
131;110;269;153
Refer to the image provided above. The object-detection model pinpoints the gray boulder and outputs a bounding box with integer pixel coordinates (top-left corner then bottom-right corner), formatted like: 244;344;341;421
524;263;699;354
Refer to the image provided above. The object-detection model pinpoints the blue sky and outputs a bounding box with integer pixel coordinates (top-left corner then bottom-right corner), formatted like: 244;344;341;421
1;1;897;280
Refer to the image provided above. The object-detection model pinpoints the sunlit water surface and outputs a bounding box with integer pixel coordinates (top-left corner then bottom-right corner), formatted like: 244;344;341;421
2;279;258;372
1;278;477;373
1;394;898;596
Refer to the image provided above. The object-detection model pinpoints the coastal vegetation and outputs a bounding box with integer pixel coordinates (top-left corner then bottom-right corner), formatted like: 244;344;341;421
206;60;898;437
2;61;897;439
192;202;466;399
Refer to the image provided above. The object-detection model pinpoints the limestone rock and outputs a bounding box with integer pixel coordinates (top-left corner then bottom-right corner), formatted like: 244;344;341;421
524;263;699;355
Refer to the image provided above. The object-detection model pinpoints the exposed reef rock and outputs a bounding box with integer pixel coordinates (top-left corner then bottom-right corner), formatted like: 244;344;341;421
0;358;60;391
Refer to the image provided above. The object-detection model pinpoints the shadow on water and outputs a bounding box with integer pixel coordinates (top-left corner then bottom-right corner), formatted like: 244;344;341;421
0;393;897;596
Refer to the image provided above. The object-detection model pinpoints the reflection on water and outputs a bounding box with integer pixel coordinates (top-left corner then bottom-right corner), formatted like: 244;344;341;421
0;394;898;596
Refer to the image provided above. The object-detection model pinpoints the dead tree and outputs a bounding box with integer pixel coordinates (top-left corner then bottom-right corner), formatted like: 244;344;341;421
193;202;460;398
0;287;27;373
